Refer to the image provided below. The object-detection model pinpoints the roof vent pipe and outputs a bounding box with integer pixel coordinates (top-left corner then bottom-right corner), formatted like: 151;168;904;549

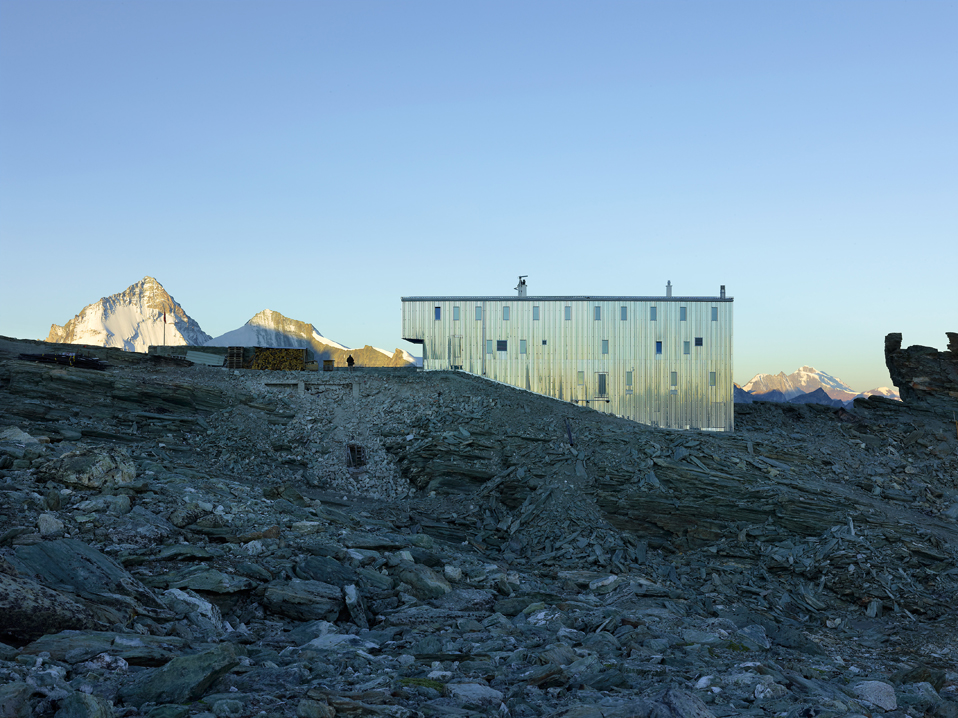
720;285;726;299
666;280;672;298
516;276;528;297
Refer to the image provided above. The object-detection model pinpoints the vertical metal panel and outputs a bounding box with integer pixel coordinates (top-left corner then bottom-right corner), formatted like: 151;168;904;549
402;296;733;431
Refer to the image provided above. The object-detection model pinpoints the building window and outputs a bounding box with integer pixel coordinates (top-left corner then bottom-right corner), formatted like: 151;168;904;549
695;337;703;347
710;371;716;387
680;306;687;321
565;306;572;321
520;339;527;354
453;306;460;321
486;340;493;354
434;306;441;320
503;306;510;321
621;306;627;320
533;306;540;321
655;341;662;355
497;340;507;352
683;341;690;355
711;307;718;322
594;306;601;321
577;371;584;385
650;307;657;321
597;373;608;397
542;340;547;346
626;370;633;387
476;306;482;320
601;339;609;355
670;371;677;387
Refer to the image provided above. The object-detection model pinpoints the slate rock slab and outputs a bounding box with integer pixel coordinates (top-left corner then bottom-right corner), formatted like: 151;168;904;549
12;539;166;613
54;692;113;718
0;682;35;718
262;579;342;621
0;573;98;644
119;643;244;708
393;561;451;600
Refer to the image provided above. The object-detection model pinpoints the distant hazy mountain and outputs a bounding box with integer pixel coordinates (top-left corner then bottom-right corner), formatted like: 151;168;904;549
746;389;790;403
789;387;845;408
46;276;210;352
205;309;416;368
743;365;858;402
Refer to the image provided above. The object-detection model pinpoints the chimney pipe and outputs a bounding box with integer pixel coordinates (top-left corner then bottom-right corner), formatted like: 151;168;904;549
720;285;726;299
666;280;672;298
516;275;528;297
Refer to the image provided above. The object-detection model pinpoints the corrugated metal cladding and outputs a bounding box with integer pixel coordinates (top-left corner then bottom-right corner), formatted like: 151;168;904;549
402;295;734;431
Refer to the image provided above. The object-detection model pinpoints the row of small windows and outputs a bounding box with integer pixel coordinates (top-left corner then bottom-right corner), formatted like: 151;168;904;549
484;337;705;356
436;305;720;322
574;371;717;393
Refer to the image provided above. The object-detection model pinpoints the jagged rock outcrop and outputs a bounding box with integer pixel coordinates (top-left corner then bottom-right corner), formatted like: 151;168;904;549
885;332;958;408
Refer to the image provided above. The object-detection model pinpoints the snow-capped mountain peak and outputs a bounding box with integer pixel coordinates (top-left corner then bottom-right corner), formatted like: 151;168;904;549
46;276;210;351
743;366;899;403
205;309;348;351
205;309;416;367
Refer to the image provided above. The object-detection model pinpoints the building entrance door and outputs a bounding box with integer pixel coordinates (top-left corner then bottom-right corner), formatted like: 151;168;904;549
449;335;462;369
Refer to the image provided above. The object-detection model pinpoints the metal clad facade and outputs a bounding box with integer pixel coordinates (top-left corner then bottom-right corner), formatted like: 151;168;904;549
402;295;733;430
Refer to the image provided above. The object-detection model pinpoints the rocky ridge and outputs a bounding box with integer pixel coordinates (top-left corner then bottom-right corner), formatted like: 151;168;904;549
1;335;957;717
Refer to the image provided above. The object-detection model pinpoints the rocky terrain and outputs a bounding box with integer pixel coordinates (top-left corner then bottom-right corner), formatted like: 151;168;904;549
1;333;957;718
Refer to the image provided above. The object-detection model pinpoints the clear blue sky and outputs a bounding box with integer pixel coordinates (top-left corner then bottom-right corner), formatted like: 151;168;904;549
1;2;955;390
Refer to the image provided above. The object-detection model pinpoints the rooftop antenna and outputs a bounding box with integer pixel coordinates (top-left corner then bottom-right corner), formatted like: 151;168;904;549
516;275;528;297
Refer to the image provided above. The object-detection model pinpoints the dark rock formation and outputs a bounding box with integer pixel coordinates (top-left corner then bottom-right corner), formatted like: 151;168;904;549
885;331;958;408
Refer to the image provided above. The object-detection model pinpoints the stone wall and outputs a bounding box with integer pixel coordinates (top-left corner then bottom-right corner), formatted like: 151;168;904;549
884;331;958;407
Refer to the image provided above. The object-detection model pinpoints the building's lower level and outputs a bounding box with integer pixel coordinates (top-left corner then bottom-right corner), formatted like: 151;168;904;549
402;289;733;430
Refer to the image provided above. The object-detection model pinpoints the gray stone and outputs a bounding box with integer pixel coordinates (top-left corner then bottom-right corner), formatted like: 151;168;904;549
0;683;34;718
295;699;334;718
262;580;342;621
393;561;451;599
144;707;189;718
0;573;97;643
852;681;897;711
445;683;503;705
294;555;356;587
118;643;243;707
12;538;165;613
36;447;135;489
54;693;113;718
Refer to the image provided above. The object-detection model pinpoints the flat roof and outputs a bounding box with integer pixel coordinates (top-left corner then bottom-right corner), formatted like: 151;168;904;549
402;296;733;302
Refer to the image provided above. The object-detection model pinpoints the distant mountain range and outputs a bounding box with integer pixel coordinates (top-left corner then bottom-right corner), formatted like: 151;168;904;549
738;366;899;407
44;277;417;367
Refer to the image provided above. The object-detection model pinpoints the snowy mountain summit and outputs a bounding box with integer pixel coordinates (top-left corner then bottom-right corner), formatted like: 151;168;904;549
743;366;899;403
205;309;348;352
46;276;211;352
744;365;856;401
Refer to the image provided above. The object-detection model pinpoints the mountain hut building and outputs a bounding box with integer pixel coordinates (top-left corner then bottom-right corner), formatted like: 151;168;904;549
401;280;734;431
